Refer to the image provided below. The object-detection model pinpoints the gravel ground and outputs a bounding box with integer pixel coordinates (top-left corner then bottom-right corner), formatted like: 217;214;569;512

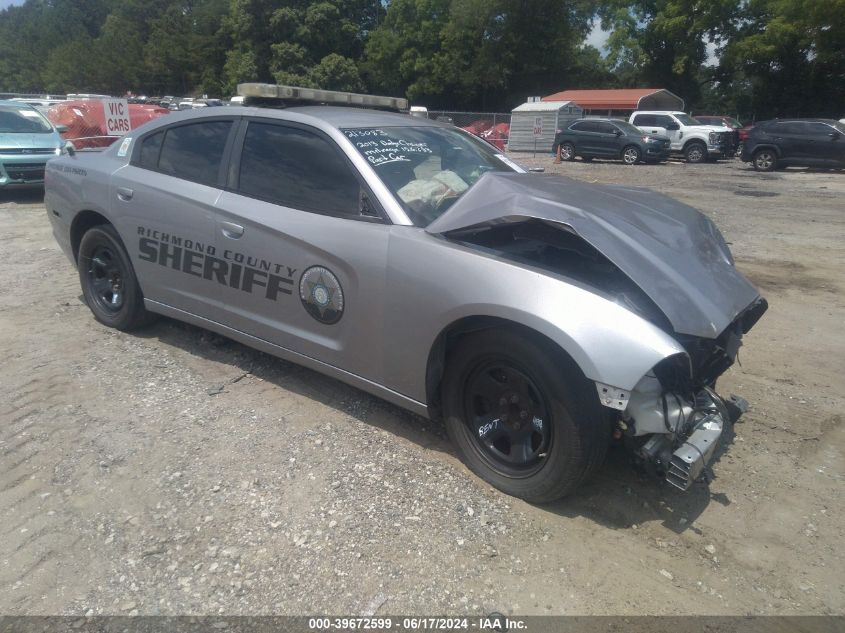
0;156;843;616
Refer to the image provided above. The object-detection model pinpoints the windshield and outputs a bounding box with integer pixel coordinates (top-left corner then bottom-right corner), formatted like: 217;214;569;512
674;113;702;126
0;104;53;133
613;121;644;135
342;126;517;226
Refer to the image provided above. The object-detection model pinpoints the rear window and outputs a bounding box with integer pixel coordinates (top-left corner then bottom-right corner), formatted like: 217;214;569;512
156;121;232;186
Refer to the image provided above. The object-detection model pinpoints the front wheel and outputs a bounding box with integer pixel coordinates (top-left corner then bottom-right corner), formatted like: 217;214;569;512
559;142;575;161
622;145;641;165
684;142;707;163
442;328;610;503
78;224;154;330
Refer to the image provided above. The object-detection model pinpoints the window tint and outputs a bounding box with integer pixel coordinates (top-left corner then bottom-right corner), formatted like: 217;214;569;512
138;131;163;169
157;121;232;185
569;121;590;131
771;121;803;135
653;115;675;127
595;122;617;134
239;122;361;217
805;122;834;136
632;114;654;126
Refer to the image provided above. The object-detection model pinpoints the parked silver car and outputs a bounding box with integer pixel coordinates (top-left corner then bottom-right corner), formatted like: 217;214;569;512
45;85;766;502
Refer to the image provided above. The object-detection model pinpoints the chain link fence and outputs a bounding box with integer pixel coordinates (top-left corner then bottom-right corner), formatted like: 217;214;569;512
426;111;511;151
44;100;170;150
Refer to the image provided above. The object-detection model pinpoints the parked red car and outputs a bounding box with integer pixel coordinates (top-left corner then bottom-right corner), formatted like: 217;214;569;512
46;100;169;149
460;119;510;151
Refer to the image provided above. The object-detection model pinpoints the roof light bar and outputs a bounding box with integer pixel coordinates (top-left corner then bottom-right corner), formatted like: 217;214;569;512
237;83;408;111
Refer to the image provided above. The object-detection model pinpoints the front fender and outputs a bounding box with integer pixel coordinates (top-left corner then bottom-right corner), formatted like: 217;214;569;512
384;229;686;405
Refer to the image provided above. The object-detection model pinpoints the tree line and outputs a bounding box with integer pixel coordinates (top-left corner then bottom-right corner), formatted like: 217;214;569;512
1;0;843;120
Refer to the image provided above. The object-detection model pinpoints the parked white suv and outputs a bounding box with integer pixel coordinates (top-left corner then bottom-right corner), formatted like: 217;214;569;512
629;111;735;163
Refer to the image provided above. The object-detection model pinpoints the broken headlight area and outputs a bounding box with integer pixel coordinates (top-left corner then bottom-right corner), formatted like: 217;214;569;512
612;298;767;490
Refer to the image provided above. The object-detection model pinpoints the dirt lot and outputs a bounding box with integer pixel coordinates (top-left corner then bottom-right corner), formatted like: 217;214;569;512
1;157;843;616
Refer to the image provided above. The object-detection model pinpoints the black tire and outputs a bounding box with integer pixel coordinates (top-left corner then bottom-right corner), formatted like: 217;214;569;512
684;142;708;163
78;224;154;330
581;156;594;162
559;142;575;161
442;328;611;503
622;145;641;165
752;148;777;172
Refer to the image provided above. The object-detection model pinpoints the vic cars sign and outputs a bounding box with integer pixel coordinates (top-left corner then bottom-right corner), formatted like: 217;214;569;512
533;116;543;137
104;99;131;136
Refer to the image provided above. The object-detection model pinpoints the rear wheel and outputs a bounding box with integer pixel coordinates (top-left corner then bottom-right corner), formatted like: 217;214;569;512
622;145;641;165
442;328;610;502
78;224;154;330
559;143;575;161
684;142;707;163
752;148;777;172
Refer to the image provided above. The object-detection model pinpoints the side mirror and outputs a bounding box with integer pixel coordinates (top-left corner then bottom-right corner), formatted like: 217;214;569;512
55;124;68;134
63;140;76;156
614;130;623;136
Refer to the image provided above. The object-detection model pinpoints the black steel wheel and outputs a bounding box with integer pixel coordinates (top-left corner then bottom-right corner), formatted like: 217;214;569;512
463;361;552;476
78;224;154;330
442;328;611;502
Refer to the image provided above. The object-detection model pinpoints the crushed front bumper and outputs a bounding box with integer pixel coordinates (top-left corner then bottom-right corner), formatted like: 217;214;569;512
618;381;748;491
665;392;747;490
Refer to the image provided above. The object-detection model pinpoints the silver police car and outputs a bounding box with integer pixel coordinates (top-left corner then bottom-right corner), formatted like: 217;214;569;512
45;84;766;502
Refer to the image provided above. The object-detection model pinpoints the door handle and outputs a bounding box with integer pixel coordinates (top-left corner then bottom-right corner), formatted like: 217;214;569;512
220;221;244;239
116;187;134;201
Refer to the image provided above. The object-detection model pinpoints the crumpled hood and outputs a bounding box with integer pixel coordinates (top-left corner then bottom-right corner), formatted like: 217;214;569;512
426;173;761;338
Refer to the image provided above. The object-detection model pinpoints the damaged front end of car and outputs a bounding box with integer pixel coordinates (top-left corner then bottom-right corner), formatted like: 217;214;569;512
427;172;768;491
603;295;766;489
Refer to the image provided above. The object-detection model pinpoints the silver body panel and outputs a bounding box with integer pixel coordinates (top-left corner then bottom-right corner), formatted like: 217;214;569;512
45;106;762;426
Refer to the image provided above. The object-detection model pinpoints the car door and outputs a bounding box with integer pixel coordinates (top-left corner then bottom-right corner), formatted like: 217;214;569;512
803;122;842;164
573;121;602;154
594;121;622;156
565;121;590;153
766;121;804;160
111;117;237;320
213;118;392;383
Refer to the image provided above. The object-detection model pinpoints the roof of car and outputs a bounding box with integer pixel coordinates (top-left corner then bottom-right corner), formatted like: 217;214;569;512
153;105;440;129
758;118;839;125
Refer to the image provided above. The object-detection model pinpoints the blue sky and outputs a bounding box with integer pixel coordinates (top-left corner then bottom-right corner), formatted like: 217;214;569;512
0;0;24;8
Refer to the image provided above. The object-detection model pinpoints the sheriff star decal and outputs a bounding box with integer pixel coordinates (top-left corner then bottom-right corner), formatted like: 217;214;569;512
299;266;344;325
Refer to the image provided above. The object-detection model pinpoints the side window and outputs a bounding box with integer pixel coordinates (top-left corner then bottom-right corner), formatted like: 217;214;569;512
238;122;361;217
595;122;617;134
138;131;163;169
632;114;653;127
772;122;801;135
157;120;233;186
569;121;589;131
805;122;833;136
653;115;674;128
